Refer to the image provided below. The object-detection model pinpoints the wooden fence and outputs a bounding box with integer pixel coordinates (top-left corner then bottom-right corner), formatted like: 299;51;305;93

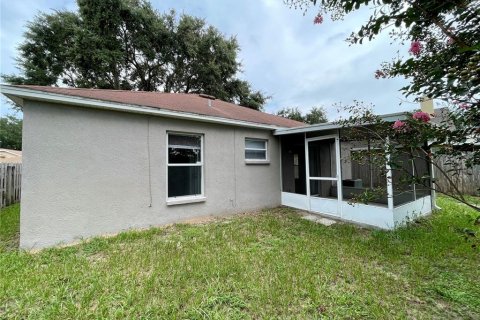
435;156;479;196
0;163;22;208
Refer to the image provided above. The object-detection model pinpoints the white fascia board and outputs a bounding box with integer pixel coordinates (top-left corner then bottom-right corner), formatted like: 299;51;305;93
274;112;408;136
274;123;341;135
0;85;284;131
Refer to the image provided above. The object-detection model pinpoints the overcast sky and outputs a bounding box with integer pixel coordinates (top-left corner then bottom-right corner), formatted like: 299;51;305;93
0;0;420;119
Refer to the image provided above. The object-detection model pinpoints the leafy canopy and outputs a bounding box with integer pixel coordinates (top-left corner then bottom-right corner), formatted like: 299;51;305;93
0;115;22;150
288;0;479;210
3;0;268;110
277;106;328;124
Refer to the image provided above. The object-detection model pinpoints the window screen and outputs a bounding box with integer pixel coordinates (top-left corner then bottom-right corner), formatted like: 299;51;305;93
167;133;203;198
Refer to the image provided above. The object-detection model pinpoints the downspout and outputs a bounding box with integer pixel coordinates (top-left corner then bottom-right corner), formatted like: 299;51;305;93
232;128;237;208
147;117;152;207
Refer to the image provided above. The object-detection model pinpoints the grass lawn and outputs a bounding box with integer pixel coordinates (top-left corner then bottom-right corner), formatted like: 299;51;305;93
1;198;479;319
0;203;20;252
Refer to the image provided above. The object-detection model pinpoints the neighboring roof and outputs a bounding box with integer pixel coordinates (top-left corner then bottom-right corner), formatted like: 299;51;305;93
0;148;22;163
274;111;408;136
0;85;305;130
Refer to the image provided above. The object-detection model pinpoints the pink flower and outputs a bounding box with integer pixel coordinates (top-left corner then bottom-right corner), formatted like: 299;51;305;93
447;37;455;45
374;70;386;79
412;111;431;122
459;103;470;110
392;120;407;131
313;14;323;25
409;41;422;56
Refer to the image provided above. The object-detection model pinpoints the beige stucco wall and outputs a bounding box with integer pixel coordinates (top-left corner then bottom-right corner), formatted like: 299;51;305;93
20;100;281;249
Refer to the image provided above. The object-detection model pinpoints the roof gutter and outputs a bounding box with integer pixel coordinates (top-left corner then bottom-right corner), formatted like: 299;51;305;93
274;112;408;136
0;85;286;131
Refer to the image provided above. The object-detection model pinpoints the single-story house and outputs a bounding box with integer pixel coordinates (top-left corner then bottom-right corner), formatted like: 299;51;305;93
1;85;434;249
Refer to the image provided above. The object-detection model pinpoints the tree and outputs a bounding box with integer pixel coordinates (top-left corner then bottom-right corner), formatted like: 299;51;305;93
305;106;328;124
288;0;479;212
0;115;22;150
3;0;268;110
277;106;328;124
277;107;305;122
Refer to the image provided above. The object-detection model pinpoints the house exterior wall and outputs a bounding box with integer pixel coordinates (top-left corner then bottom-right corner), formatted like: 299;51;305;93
20;100;281;249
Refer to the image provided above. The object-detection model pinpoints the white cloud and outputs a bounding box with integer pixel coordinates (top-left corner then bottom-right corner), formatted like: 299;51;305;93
0;0;417;118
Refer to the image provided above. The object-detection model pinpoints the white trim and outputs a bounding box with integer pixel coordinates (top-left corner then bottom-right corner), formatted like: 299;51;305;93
306;136;338;180
281;192;309;211
385;137;394;211
274;112;408;136
0;85;286;130
309;177;337;181
166;196;207;206
335;134;343;218
279;137;283;191
306;134;338;142
166;132;204;202
244;138;268;161
430;160;439;209
167;163;202;167
245;160;270;165
305;133;311;203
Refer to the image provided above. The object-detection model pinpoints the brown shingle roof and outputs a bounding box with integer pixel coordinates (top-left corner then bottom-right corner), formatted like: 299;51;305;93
15;85;305;128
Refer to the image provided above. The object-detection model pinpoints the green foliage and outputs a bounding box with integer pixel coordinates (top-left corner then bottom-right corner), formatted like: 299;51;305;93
3;0;268;110
289;0;479;208
277;106;328;124
298;0;480;103
336;101;479;211
305;106;328;124
276;106;305;122
0;115;22;150
1;197;479;318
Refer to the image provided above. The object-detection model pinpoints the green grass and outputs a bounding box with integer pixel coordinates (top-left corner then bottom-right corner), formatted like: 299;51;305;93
0;203;20;252
1;198;479;319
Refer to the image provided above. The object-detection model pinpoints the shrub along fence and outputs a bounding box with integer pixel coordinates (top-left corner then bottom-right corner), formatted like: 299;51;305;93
0;163;22;208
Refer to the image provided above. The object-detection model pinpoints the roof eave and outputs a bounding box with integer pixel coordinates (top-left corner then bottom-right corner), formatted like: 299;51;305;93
274;112;409;136
0;84;290;131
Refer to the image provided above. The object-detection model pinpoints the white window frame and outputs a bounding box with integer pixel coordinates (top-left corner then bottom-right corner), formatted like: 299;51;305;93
166;132;205;205
245;138;269;163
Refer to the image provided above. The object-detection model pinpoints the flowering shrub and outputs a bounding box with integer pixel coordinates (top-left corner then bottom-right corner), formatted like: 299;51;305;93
335;102;479;214
408;41;422;56
412;111;431;123
313;14;323;24
392;120;407;131
374;70;386;79
289;0;480;215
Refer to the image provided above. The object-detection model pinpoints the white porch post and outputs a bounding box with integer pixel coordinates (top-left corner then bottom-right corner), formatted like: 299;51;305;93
385;137;394;211
335;132;343;218
430;157;439;209
304;132;311;211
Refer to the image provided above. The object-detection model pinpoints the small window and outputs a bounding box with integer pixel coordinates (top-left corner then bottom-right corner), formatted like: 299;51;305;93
245;138;268;161
167;133;203;199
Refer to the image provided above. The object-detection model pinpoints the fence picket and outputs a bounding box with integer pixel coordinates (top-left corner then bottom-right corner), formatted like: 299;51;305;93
0;163;22;208
435;156;479;196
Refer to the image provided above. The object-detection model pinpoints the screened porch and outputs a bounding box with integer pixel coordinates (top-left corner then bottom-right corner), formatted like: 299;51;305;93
276;124;433;229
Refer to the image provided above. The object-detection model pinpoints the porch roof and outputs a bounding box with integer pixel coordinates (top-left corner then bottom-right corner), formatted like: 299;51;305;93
273;111;408;136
